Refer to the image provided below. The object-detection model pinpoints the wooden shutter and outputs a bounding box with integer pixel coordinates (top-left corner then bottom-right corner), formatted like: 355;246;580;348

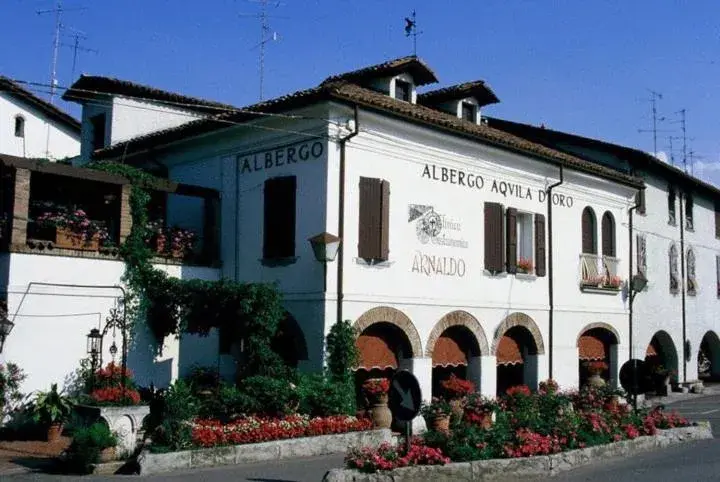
359;177;388;260
582;207;596;254
636;189;646;215
506;207;517;274
263;176;296;259
535;213;546;277
484;202;504;273
601;212;615;257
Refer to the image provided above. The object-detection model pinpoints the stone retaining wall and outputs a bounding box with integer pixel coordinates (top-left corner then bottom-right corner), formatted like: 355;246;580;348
137;429;392;476
323;424;712;482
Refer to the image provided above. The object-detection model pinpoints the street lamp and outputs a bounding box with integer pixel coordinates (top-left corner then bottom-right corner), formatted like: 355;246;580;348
86;328;102;366
631;273;648;293
308;232;341;263
0;315;14;353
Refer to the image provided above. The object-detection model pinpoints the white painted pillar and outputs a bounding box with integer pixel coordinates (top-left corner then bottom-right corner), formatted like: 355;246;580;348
480;355;496;399
403;357;431;433
468;356;482;393
552;346;579;390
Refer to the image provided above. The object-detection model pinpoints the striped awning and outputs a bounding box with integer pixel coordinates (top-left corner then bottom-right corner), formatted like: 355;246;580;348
497;335;523;366
432;334;467;367
578;334;607;361
646;342;658;357
356;334;397;370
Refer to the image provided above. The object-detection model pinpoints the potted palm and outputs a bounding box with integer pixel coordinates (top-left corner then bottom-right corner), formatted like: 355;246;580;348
31;383;73;442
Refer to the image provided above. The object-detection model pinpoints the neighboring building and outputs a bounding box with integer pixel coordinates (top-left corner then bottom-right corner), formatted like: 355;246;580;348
52;55;642;414
0;76;80;159
487;117;720;388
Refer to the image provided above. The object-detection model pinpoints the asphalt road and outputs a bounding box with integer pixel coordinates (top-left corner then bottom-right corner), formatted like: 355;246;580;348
6;394;720;481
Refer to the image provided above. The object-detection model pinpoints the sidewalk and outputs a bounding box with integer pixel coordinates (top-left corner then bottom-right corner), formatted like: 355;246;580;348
643;382;720;407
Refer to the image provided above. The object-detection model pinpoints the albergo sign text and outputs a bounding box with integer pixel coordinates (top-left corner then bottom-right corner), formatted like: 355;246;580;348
421;163;574;208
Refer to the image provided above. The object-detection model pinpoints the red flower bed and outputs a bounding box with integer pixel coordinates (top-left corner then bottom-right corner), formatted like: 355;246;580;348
191;415;373;448
90;386;141;405
345;442;449;472
441;375;475;398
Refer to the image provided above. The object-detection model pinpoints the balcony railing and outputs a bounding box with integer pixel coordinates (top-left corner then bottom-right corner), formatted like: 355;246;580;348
579;253;623;292
0;155;220;265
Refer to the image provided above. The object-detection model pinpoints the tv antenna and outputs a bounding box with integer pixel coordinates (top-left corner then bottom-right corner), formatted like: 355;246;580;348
240;0;286;101
637;89;670;158
404;10;422;57
61;27;98;82
37;0;87;104
667;136;682;167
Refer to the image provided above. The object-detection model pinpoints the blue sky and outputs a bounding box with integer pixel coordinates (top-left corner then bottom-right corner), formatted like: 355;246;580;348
3;1;720;185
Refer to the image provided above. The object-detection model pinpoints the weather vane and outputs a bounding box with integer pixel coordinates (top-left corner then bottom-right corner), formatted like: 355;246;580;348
404;10;422;56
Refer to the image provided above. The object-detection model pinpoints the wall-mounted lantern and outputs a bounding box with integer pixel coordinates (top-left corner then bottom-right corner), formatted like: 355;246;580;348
0;315;14;353
631;273;648;294
308;232;341;263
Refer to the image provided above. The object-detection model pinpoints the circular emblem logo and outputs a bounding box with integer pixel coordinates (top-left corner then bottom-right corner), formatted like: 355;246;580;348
417;212;442;243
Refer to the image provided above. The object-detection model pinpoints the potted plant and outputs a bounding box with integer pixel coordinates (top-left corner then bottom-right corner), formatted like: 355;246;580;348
167;226;197;259
602;275;623;290
362;378;391;429
584;361;608;387
31;383;73;442
420;397;452;432
65;422;119;473
463;393;496;429
517;257;534;274
145;219;167;255
440;374;475;419
35;206;109;250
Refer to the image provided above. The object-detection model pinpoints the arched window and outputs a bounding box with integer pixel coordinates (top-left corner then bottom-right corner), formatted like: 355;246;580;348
581;207;597;254
601;212;616;257
14;115;24;138
687;248;697;296
669;244;679;294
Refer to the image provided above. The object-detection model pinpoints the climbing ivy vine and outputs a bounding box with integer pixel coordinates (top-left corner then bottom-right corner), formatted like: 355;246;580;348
89;161;286;379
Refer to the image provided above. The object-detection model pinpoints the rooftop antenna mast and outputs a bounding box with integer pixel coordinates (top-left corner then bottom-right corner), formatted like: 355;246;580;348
667;136;682;167
36;1;87;104
679;109;688;173
404;10;422;56
637;89;669;158
240;0;285;101
61;27;98;82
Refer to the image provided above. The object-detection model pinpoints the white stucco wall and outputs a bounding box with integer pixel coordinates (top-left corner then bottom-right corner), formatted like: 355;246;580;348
0;93;80;160
110;97;203;146
0;253;220;394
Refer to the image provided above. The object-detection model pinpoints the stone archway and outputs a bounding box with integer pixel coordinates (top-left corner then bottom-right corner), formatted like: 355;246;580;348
354;306;422;358
698;331;720;381
645;330;679;394
271;311;309;369
577;323;620;388
426;311;488;397
493;313;544;395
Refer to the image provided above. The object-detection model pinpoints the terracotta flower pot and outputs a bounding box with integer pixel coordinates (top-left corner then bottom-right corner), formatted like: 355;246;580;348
430;414;451;432
99;447;116;463
371;396;392;429
55;227;100;251
588;373;606;388
47;422;63;443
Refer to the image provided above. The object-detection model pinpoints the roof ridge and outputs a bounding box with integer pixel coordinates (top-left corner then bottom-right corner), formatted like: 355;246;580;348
0;76;80;133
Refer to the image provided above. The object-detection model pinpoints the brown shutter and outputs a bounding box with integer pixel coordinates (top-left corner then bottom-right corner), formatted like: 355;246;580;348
535;213;546;277
359;177;384;260
636;189;646;215
506;207;517;274
263;176;296;259
582;208;596;254
379;180;390;261
484;202;504;273
602;212;615;257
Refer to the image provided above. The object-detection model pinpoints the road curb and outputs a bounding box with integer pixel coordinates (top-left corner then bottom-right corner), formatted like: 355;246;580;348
323;424;713;481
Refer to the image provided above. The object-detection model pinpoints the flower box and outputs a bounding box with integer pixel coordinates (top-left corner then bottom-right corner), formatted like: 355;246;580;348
55;227;100;251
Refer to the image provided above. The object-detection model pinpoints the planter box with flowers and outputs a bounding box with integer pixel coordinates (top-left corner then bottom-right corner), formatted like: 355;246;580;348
362;378;391;429
516;257;534;275
580;275;624;294
146;219;197;260
35;206;110;251
74;363;149;454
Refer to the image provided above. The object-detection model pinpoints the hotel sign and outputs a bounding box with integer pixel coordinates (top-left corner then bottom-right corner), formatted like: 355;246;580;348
237;141;324;175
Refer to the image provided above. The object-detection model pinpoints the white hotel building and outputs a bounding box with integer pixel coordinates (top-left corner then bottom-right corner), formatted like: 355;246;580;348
3;57;713;408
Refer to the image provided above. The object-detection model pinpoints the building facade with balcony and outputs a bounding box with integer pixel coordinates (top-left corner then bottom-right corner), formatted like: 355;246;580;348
488;117;720;390
0;76;80;159
56;57;642;410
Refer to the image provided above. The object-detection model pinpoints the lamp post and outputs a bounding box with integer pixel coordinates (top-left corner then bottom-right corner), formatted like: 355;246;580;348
86;328;102;391
308;232;341;293
0;315;14;354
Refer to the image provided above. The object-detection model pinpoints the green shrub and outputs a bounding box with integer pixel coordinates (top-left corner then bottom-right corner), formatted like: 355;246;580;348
196;382;251;420
240;376;298;416
297;374;356;417
326;320;358;382
64;422;117;474
152;380;197;451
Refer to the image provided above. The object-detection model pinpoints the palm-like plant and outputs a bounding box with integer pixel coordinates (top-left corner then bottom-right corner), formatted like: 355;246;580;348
31;383;73;426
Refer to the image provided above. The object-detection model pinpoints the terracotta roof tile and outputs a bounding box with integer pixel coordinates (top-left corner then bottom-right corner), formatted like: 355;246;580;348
418;80;500;108
322;56;438;86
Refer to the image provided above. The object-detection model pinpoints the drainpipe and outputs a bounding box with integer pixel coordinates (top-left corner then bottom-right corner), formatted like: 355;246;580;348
336;105;359;325
679;191;687;383
628;190;642;404
547;165;564;380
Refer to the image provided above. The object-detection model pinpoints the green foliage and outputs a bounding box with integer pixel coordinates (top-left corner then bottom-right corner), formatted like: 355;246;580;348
62;357;94;398
0;362;27;418
326;320;358;382
153;380;198;451
31;383;72;426
195;383;251;421
297;374;356;417
64;422;117;474
239;376;298;416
